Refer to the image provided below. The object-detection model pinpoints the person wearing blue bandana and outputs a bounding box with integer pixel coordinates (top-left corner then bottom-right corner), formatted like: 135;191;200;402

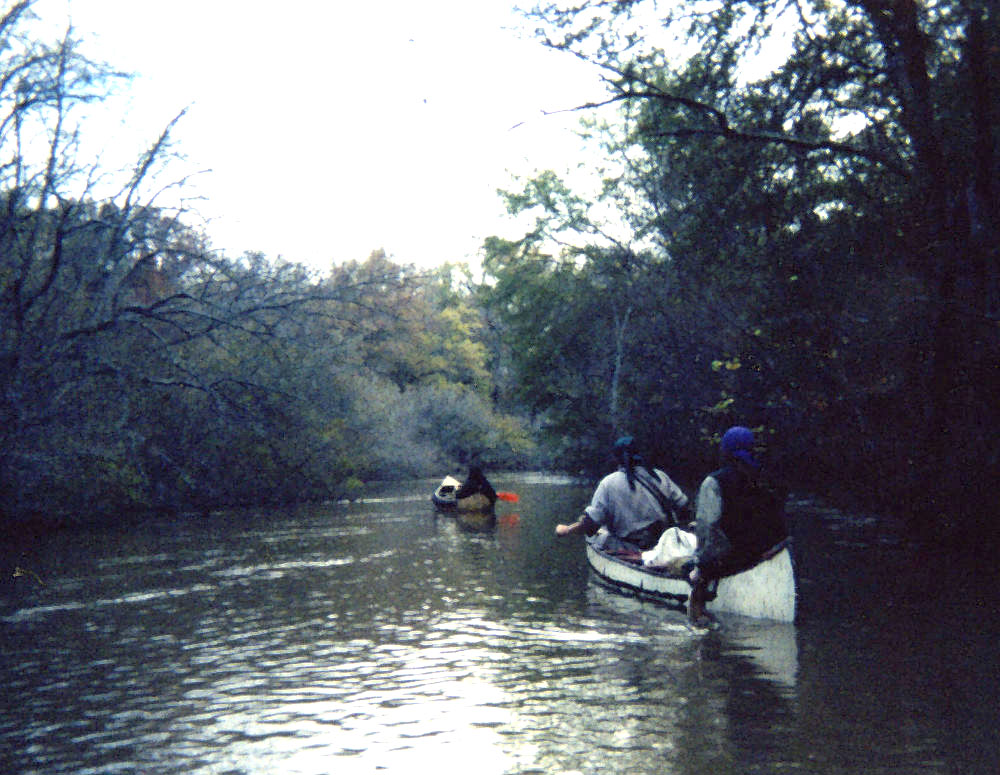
687;426;788;624
555;436;689;554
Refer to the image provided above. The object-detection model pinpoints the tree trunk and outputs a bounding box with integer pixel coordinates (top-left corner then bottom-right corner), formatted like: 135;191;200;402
967;11;998;313
610;305;632;435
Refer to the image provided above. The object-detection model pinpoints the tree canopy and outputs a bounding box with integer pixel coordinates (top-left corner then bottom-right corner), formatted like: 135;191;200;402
1;0;996;553
0;2;537;526
479;0;997;538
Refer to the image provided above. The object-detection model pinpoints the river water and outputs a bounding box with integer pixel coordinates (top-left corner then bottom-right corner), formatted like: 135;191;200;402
2;473;997;775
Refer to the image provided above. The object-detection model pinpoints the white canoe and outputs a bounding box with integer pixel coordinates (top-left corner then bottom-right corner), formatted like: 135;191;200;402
585;539;796;623
431;475;461;509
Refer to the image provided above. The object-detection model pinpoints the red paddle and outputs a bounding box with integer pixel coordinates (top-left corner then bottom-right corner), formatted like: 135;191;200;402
496;491;519;503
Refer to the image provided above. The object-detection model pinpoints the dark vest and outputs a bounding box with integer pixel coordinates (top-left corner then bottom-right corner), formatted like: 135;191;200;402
711;465;788;563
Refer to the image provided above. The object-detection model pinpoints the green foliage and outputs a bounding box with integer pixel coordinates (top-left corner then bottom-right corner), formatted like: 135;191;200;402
4;0;996;546
324;375;537;478
0;5;537;524
323;251;491;391
480;176;711;473
495;0;998;530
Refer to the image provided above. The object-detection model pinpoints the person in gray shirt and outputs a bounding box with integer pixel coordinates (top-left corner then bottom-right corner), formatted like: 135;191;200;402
555;436;689;554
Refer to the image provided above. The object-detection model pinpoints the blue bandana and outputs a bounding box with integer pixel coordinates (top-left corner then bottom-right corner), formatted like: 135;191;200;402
721;426;758;468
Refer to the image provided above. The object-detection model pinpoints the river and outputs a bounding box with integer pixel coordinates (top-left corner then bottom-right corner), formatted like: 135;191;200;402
2;472;997;775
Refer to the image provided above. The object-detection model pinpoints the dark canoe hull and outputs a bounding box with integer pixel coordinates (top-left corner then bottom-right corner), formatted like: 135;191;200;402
432;493;457;510
585;541;796;622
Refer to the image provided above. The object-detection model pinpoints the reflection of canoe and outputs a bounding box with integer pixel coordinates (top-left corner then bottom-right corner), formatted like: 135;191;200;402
585;539;796;622
457;510;497;532
431;476;496;513
728;620;799;687
585;583;799;686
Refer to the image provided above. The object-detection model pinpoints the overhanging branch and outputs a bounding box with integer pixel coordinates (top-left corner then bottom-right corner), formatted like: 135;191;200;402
543;85;910;177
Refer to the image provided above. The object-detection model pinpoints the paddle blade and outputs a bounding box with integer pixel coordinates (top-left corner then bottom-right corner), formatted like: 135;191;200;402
496;491;519;503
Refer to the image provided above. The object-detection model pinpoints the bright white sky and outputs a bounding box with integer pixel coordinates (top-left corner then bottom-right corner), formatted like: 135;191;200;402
39;0;607;272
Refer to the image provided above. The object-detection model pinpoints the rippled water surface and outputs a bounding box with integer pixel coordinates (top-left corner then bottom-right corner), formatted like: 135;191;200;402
2;473;998;774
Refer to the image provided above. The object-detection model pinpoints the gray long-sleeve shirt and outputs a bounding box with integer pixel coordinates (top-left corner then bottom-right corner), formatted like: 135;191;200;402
693;475;732;563
584;467;688;540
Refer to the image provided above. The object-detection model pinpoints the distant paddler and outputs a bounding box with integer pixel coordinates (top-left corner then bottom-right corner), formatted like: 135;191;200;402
454;465;497;511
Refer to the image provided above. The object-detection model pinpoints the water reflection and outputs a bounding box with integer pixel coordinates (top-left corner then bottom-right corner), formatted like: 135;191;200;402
455;510;498;533
1;476;993;775
586;583;799;689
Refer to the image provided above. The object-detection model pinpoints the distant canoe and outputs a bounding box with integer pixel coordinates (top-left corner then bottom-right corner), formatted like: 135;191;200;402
585;538;796;622
431;476;496;513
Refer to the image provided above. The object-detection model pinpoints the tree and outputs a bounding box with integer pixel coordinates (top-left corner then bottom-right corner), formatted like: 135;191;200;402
0;2;543;527
323;251;491;391
479;166;711;472
0;5;358;517
520;0;998;529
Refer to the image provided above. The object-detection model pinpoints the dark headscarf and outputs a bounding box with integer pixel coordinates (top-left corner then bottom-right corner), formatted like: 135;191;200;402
613;435;647;490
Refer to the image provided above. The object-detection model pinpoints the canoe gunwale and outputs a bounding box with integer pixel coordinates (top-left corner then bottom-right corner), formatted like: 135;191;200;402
585;544;691;608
